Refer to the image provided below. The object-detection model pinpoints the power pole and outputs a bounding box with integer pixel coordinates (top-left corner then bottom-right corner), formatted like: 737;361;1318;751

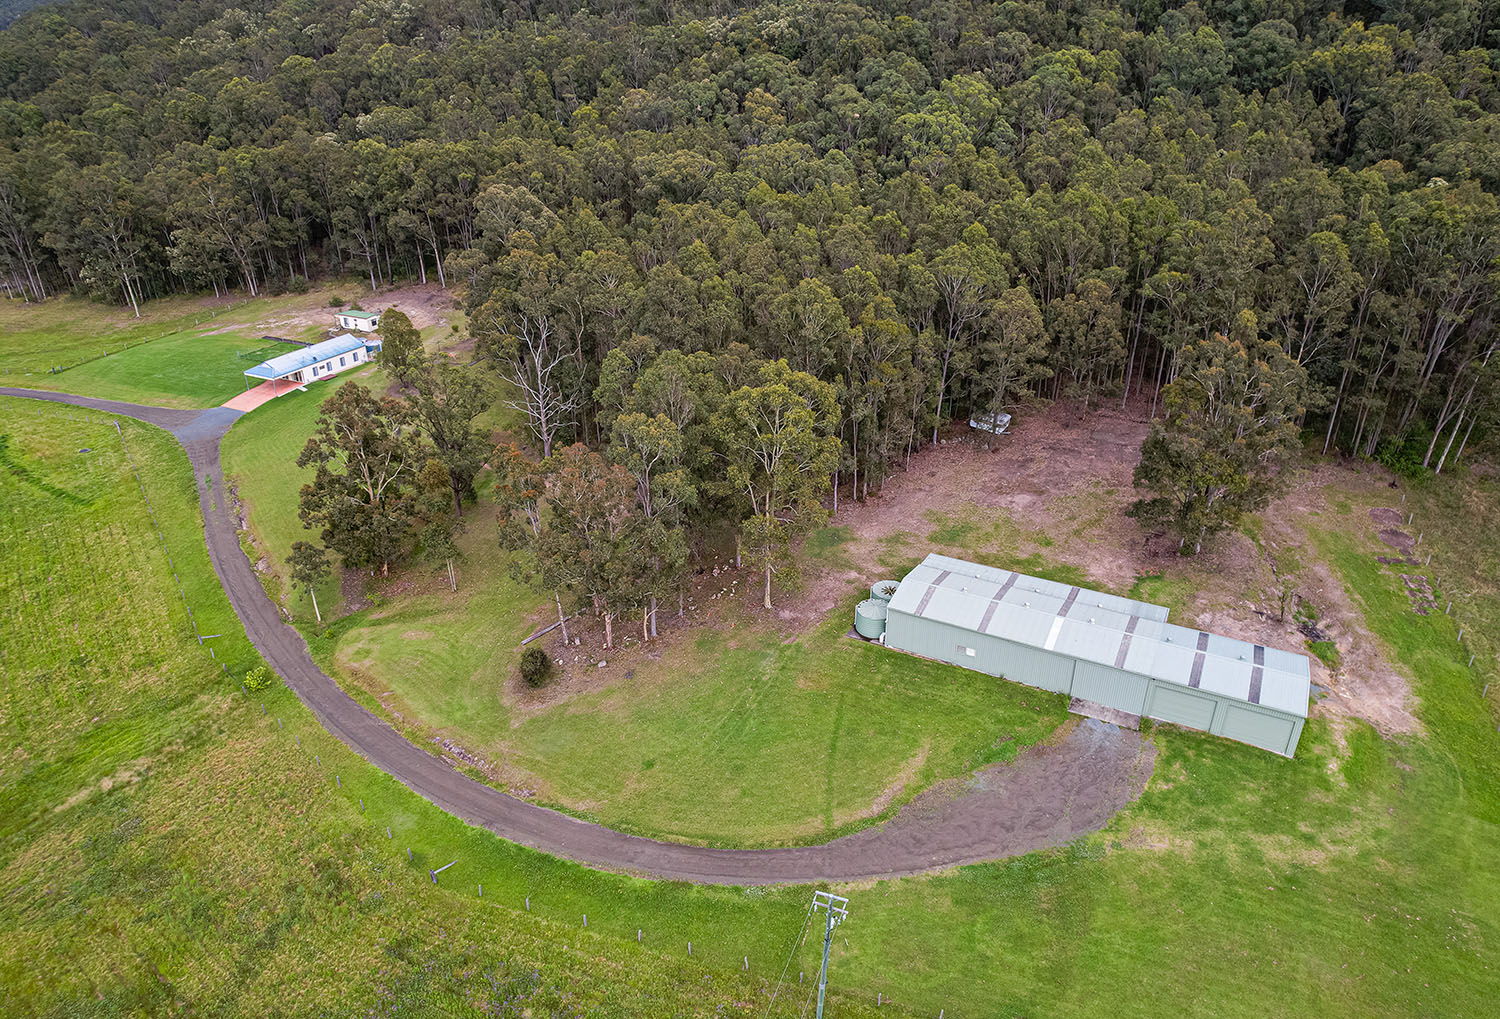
813;890;849;1019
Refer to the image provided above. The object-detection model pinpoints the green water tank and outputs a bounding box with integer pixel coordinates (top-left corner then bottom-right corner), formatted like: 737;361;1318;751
869;579;901;602
854;598;888;639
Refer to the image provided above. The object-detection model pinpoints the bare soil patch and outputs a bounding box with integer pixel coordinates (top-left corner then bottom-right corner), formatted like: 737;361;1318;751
1398;574;1438;616
220;282;457;340
777;402;1154;625
1378;528;1416;555
824;717;1155;876
1369;507;1404;526
1254;467;1421;736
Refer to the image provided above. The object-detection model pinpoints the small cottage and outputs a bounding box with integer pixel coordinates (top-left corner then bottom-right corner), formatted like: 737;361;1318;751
335;308;381;331
243;333;383;396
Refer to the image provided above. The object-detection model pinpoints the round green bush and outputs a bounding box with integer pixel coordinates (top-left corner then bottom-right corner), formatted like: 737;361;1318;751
244;665;277;692
519;646;551;688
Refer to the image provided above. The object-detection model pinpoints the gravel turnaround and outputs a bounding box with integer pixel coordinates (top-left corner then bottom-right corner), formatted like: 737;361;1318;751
2;386;1156;885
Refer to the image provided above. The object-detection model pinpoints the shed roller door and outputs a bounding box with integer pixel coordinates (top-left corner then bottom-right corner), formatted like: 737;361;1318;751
1146;684;1217;733
1218;704;1296;755
1072;661;1149;716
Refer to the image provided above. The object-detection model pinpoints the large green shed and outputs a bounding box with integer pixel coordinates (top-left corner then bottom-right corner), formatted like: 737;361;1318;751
883;554;1310;757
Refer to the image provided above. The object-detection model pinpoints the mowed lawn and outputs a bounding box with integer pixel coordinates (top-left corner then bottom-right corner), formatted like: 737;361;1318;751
13;330;299;408
0;398;894;1016
0;286;367;408
317;510;546;736
0;292;258;374
331;590;1067;847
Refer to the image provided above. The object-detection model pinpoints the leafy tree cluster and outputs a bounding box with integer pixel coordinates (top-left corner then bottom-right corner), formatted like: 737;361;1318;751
1130;314;1309;552
1;0;1496;514
294;323;495;583
499;348;837;646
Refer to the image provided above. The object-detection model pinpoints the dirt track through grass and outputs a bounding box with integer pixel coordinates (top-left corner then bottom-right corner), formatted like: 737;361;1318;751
0;387;1166;884
7;388;1500;1018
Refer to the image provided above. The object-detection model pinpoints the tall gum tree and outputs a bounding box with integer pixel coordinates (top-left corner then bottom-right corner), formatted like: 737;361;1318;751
714;360;841;609
296;383;429;576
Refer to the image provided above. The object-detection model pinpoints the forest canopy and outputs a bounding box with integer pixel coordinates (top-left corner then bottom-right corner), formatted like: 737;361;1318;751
0;0;1496;490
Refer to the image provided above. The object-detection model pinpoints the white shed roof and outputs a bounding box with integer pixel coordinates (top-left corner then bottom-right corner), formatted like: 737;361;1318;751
244;333;372;380
888;554;1310;717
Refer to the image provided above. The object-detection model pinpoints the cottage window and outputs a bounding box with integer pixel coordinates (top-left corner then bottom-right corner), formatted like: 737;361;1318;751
339;356;346;366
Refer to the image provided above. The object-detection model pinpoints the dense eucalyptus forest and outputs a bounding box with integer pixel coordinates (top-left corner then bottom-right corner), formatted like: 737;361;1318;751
2;0;1499;621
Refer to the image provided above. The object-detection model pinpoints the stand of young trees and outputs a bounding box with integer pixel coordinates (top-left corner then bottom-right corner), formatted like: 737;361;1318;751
496;350;838;647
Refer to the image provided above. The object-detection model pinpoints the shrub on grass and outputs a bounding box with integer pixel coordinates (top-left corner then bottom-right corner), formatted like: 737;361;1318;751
520;647;550;688
1307;640;1341;671
328;295;346;307
244;665;278;692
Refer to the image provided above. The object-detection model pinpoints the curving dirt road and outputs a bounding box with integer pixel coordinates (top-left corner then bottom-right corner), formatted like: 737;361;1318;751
2;386;1156;884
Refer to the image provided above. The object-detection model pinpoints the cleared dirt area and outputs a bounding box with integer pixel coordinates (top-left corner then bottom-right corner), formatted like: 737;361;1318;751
809;717;1155;877
767;399;1419;738
202;282;456;340
779;404;1152;626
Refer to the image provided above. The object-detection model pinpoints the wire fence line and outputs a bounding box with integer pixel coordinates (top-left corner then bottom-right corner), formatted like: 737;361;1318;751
0;297;256;377
1392;485;1497;726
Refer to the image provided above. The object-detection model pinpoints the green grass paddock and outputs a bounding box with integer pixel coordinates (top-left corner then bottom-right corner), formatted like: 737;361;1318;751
13;330;300;408
0;397;892;1016
0;292;260;376
0;285;366;408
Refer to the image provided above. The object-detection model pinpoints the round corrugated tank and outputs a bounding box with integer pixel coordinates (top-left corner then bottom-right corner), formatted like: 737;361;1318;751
869;579;901;602
854;598;888;639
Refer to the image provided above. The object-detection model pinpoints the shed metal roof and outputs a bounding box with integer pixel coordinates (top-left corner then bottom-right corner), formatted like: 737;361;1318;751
338;308;379;319
244;334;371;380
888;553;1310;717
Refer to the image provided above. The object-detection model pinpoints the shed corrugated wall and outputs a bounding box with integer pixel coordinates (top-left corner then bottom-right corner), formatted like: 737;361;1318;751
885;587;1305;757
886;612;1077;692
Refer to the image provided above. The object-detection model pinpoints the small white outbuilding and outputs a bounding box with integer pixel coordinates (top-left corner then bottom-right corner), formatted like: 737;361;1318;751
335;308;381;331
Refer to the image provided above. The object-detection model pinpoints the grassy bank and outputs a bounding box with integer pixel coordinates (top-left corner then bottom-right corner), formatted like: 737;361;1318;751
330;592;1068;847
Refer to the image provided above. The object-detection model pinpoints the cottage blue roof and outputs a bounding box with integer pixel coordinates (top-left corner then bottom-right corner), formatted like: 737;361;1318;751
244;334;373;380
